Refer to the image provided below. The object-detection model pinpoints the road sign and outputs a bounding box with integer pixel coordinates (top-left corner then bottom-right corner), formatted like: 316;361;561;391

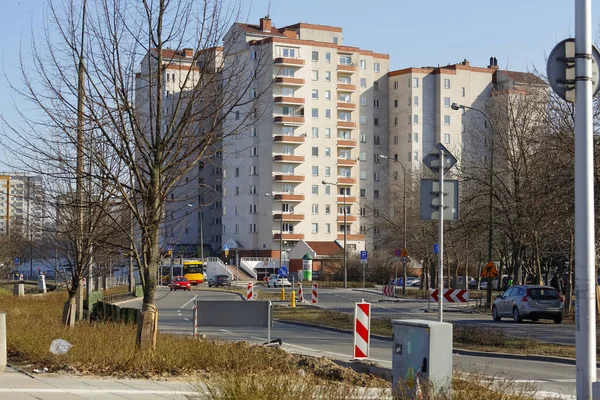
14;257;20;266
422;143;457;175
400;256;408;264
360;251;368;261
481;261;499;278
392;248;402;262
278;266;288;276
223;245;229;251
433;243;439;255
430;289;469;303
420;179;459;220
400;248;408;257
547;38;600;103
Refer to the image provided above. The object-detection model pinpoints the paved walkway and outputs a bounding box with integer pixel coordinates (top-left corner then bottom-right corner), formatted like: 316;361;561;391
0;366;203;399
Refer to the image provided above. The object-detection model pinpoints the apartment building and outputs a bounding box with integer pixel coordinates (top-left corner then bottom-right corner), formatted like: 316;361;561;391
0;174;44;239
220;17;389;258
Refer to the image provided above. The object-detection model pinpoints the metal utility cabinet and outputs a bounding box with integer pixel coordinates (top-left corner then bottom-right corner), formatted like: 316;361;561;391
392;319;452;399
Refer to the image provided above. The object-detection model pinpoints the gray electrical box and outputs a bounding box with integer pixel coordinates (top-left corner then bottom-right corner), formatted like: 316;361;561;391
392;319;453;399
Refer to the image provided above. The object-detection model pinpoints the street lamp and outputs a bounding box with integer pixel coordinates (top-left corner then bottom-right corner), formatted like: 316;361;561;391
322;180;347;288
451;102;495;307
186;203;204;262
265;193;283;273
379;155;408;295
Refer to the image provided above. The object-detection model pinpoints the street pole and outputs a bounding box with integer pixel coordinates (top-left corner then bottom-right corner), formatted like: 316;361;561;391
575;0;597;396
438;148;444;322
343;187;347;289
363;262;366;288
402;167;407;295
280;211;283;272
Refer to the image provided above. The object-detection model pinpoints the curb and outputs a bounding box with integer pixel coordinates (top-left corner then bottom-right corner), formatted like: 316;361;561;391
275;319;591;366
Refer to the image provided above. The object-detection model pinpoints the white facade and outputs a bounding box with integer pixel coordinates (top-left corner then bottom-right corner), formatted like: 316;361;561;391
0;174;44;239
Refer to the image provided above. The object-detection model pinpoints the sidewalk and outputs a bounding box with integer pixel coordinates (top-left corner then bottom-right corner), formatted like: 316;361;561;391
0;366;203;399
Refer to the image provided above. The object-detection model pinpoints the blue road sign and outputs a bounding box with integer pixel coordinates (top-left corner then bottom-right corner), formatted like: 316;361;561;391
360;251;368;261
223;245;230;251
433;243;439;255
14;257;20;266
278;266;289;276
166;245;173;251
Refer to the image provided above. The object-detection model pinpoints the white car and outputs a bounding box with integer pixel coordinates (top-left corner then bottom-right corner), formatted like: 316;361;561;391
267;274;291;288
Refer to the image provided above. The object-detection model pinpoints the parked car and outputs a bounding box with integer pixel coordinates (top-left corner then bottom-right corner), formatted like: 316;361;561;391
169;276;191;291
208;275;231;288
389;277;418;286
409;279;421;287
267;274;292;287
492;285;563;324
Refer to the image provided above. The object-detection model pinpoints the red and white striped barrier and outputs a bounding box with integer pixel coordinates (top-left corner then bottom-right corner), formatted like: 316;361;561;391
246;282;254;301
430;288;469;303
382;285;395;297
193;304;198;336
353;301;371;359
297;283;304;302
311;282;318;304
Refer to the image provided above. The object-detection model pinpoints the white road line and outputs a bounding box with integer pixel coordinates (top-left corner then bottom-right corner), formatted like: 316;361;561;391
0;389;198;395
181;294;197;309
219;329;233;334
183;318;189;321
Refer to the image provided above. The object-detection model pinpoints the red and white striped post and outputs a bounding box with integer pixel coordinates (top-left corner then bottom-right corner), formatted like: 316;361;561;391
192;303;198;337
297;283;304;302
353;300;371;359
311;282;318;304
246;282;254;301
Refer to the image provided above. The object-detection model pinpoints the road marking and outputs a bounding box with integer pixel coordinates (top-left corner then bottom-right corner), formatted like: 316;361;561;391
0;388;199;395
183;318;189;321
181;294;197;309
219;329;233;334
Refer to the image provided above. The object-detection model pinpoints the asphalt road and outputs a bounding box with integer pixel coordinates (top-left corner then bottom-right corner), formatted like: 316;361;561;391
123;287;589;398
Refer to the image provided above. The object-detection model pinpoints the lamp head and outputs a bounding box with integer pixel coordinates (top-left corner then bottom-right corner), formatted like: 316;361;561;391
451;102;461;111
379;154;388;160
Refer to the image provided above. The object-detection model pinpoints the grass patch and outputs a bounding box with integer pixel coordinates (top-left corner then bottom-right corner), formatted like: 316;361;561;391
274;305;579;359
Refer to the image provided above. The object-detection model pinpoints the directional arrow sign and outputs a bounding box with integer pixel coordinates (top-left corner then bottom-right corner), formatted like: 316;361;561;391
422;143;457;175
430;289;469;303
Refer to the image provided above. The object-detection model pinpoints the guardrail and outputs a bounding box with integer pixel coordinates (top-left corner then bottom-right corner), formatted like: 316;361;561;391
102;291;135;304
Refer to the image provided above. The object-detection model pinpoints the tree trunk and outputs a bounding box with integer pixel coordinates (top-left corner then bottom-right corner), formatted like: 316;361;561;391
534;231;543;285
62;294;77;327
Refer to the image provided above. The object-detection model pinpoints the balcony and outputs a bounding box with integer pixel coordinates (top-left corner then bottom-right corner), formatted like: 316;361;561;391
274;174;305;182
337;102;356;110
273;154;305;163
274;116;304;125
336;139;357;148
337;121;356;129
274;96;305;105
274;57;305;66
337;233;365;241
337;83;356;92
275;77;305;86
337;158;357;166
274;194;305;202
274;213;305;221
337;215;357;223
337;64;357;73
337;177;357;185
274;233;305;240
337;196;356;203
274;135;305;144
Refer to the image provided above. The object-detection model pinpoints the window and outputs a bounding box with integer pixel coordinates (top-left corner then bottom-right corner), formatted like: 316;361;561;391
413;77;419;88
325;109;331;119
250;185;257;194
312;204;319;214
325;90;331;100
312;89;319;99
374;190;380;199
235;186;240;196
360;78;367;88
249;204;257;214
393;135;398;145
462;87;466;97
282;106;293;115
280;47;295;58
325;185;330;195
325;223;331;234
250;223;257;233
312;108;318;118
360;133;367;143
235;111;240;120
325;52;331;63
339;56;352;65
444;79;451;89
250;166;257;175
414;96;419;106
360;115;367;125
325;128;331;138
280;67;295;77
312;51;319;61
408;133;411;143
235;224;239;233
311;223;319;233
374;62;380;72
333;37;338;44
325;166;331;177
374;99;380;108
359;96;366;106
444;97;450;107
250;50;258;60
339;111;351;121
312;185;319;195
312;70;319;80
408;115;412;125
394;99;398;108
413;151;419;161
250;127;257;137
374;135;380;145
360;60;367;70
359;151;366;161
374;81;380;91
374;153;381;163
282;203;294;213
444;115;450;125
413;133;418;143
413;114;419;125
374;117;380;126
360;170;367;180
249;88;257;98
325;147;331;157
339;187;350;196
325;71;331;82
339;130;351;139
374;172;380;181
312;127;319;138
394;117;398;126
235;167;239;177
250;146;258;156
325;205;331;215
394;81;399;89
360;189;366;197
444;133;451;144
312;147;319;157
312;166;319;176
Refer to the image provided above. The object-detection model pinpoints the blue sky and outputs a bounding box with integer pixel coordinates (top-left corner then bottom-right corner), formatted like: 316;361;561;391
0;0;580;168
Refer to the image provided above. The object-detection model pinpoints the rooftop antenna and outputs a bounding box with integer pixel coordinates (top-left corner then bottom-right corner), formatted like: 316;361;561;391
267;0;271;18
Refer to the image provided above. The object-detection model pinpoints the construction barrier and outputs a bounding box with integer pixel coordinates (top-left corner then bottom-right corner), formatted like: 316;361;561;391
430;288;469;303
353;301;371;359
297;283;304;302
382;285;395;297
246;282;254;301
311;282;318;304
193;305;198;337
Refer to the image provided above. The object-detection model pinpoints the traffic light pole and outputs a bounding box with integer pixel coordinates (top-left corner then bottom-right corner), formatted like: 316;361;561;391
438;148;444;323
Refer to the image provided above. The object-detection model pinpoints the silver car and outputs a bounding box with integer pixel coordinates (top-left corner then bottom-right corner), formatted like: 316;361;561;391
492;285;563;324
